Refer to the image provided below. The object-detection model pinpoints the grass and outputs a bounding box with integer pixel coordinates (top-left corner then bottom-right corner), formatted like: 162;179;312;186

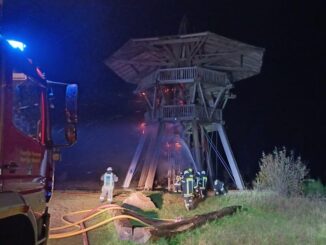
85;212;131;245
151;191;326;245
49;191;326;245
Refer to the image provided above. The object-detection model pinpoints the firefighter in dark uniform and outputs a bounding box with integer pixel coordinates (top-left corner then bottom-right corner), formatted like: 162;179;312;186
214;179;227;195
194;171;201;196
199;170;208;198
181;167;195;210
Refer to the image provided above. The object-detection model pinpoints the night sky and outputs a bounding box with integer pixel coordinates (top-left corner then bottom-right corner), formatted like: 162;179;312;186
2;0;326;186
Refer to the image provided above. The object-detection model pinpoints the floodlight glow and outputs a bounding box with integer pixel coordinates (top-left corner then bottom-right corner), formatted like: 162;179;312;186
7;39;26;51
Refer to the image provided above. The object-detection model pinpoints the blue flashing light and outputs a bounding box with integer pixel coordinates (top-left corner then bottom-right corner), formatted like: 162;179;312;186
6;39;26;51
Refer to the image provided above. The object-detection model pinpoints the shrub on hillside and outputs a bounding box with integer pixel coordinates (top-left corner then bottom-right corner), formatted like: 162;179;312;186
254;147;309;196
303;179;326;197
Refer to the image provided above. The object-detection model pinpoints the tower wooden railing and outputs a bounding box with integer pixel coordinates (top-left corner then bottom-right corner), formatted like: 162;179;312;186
144;104;222;122
157;66;227;84
157;67;197;83
161;104;195;119
197;67;227;84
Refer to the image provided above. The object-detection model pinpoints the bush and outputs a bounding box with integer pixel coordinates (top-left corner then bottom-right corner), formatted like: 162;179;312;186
303;179;326;197
254;147;309;196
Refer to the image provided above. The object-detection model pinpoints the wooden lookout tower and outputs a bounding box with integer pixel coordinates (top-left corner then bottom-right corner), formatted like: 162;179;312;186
106;31;264;190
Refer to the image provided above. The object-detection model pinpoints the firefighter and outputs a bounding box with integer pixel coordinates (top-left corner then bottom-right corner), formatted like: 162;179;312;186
174;171;182;193
100;167;118;203
194;171;201;196
213;179;227;195
181;168;195;210
199;170;208;198
188;167;193;175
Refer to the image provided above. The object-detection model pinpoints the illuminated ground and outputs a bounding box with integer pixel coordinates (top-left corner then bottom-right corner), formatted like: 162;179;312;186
48;189;326;245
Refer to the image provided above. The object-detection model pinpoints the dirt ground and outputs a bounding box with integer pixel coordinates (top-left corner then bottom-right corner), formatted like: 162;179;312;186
47;187;214;244
48;189;129;228
49;190;100;229
48;189;166;245
48;189;131;245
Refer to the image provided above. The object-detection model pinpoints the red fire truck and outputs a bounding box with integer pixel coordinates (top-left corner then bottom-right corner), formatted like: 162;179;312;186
0;36;78;244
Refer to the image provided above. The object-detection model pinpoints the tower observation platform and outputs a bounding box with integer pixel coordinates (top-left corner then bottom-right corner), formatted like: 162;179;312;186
106;31;264;190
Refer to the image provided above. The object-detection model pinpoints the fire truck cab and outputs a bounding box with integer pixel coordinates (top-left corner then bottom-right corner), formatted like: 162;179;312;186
0;36;78;244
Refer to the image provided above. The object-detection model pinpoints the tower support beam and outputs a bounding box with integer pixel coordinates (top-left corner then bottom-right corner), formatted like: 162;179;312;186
144;123;165;190
122;133;147;188
138;125;160;188
201;125;214;188
216;123;244;190
192;121;201;170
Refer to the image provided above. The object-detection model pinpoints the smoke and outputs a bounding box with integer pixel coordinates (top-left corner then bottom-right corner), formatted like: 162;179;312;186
55;119;140;189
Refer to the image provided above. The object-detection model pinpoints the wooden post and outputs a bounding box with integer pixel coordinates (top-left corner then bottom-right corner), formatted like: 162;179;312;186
138;124;159;188
209;88;225;119
198;82;209;119
192;121;201;171
152;86;157;119
216;123;244;190
123;133;147;188
201;126;214;188
200;124;206;171
144;123;164;190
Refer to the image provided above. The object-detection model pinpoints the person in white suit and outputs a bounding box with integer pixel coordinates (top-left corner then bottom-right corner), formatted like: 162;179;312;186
100;167;118;203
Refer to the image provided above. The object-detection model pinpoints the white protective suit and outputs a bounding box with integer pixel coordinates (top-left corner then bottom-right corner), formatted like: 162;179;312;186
100;171;118;203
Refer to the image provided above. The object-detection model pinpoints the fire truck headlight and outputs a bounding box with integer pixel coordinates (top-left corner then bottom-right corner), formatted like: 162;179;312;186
6;39;26;51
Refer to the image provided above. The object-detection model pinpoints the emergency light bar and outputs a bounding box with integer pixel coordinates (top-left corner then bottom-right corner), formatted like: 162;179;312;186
6;39;26;51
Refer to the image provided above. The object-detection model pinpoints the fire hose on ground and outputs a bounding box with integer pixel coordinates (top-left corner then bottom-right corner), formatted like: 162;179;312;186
49;204;241;241
49;204;173;240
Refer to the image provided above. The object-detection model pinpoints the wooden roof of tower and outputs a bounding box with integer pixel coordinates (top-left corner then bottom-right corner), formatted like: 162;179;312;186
105;31;265;87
